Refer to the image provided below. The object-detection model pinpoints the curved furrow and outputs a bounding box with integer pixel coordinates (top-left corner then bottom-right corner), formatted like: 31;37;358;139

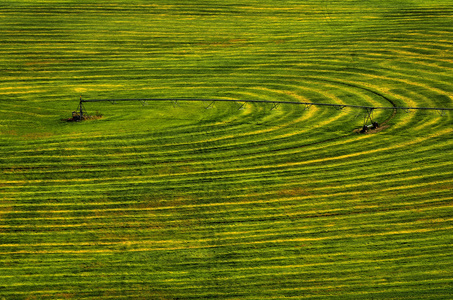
2;129;451;200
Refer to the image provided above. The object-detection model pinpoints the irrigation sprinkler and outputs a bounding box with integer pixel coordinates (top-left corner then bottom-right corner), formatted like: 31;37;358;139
437;109;447;117
205;101;215;109
271;102;280;110
237;102;247;110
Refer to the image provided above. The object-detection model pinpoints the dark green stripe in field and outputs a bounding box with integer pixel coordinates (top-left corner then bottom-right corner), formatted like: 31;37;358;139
1;0;452;299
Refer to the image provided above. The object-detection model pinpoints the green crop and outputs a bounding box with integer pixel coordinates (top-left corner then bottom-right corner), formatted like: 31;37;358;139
1;0;452;299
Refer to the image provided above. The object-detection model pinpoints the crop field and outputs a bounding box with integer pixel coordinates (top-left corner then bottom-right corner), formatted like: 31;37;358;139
1;0;452;299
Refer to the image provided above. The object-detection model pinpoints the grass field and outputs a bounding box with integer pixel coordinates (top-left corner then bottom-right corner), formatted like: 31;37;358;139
1;0;452;299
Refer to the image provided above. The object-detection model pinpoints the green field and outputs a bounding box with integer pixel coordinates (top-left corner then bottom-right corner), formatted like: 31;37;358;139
1;0;452;299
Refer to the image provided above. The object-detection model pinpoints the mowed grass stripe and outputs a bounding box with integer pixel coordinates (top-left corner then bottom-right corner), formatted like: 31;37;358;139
0;233;449;264
2;274;451;292
3;179;450;213
3;172;450;206
1;249;451;280
1;255;450;296
2;246;451;277
2;173;451;207
2;201;451;242
2;197;451;243
1;216;451;256
2;194;451;230
2;206;450;240
3;121;451;174
1;214;451;251
2;248;450;284
2;196;450;239
2;129;451;191
3;177;451;213
3;186;451;219
2;166;452;207
3;143;450;183
3;277;451;296
1;259;451;299
2;286;452;300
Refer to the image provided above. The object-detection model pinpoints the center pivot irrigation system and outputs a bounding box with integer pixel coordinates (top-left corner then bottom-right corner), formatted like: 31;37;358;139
74;96;452;131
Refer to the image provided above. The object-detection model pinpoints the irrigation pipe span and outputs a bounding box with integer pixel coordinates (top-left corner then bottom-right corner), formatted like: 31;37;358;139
78;96;453;113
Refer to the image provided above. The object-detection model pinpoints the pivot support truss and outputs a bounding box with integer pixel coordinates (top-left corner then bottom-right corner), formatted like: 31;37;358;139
76;96;452;120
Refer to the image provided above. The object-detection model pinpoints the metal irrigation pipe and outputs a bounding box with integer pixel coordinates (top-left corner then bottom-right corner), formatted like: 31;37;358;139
79;97;453;112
